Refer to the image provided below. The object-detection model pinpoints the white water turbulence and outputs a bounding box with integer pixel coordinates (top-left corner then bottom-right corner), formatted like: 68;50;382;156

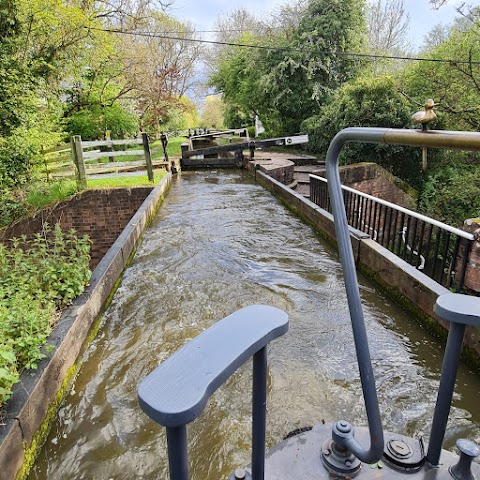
30;171;480;480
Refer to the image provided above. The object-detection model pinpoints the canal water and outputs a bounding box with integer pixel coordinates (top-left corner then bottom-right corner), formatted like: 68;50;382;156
30;170;480;479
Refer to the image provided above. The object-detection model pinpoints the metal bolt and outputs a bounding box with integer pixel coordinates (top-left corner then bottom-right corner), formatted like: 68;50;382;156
345;460;352;467
323;448;331;456
336;420;352;434
234;468;246;480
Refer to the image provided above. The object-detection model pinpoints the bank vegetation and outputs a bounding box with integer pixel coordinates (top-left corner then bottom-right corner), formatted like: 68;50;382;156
208;0;480;228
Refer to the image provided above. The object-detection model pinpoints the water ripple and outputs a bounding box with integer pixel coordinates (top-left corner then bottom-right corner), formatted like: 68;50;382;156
30;171;480;480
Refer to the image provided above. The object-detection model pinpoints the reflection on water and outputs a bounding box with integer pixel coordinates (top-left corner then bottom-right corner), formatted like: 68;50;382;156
30;171;480;479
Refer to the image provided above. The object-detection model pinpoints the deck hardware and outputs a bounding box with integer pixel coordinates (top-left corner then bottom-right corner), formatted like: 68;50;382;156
382;433;425;472
322;421;362;475
138;305;288;480
325;128;480;472
232;468;251;480
388;440;412;458
412;99;438;130
426;293;480;467
449;439;480;480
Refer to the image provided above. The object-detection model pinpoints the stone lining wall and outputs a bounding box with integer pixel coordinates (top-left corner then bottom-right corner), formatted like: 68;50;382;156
245;158;295;185
255;170;480;363
0;188;153;269
0;176;172;480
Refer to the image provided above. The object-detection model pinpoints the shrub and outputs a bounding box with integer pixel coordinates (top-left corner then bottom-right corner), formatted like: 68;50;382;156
0;223;92;406
0;187;28;226
65;104;138;141
0;344;18;406
302;75;424;190
419;162;480;227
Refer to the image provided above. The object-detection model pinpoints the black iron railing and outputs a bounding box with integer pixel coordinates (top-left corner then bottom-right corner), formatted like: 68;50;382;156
310;174;474;291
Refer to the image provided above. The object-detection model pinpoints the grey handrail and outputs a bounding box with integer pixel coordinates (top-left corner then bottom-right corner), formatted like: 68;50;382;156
426;293;480;466
325;126;480;464
326;128;386;464
138;304;289;480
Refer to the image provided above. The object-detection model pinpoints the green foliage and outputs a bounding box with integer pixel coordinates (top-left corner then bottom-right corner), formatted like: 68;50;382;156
0;180;78;228
303;75;423;189
0;188;28;226
402;22;480;131
0;343;18;405
209;32;260;129
25;180;78;210
65;103;138;141
0;0;64;188
200;95;225;129
419;151;480;226
210;0;366;135
158;98;200;132
0;121;61;187
0;223;91;406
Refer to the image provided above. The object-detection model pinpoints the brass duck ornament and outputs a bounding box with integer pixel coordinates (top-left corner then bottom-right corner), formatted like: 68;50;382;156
412;98;437;130
412;99;438;170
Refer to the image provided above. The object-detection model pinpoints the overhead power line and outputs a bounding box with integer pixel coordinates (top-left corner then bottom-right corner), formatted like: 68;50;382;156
90;26;480;66
161;27;284;34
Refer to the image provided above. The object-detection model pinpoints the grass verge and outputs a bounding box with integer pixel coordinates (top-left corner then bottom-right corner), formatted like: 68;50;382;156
86;171;166;189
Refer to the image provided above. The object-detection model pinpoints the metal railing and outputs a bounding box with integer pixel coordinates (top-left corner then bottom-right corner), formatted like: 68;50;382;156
310;174;474;291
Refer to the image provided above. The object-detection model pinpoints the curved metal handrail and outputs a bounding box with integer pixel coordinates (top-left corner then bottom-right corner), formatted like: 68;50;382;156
325;126;480;464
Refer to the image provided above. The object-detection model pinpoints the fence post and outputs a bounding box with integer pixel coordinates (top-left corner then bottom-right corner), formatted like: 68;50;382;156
71;135;87;189
41;145;50;182
105;130;115;162
142;132;154;182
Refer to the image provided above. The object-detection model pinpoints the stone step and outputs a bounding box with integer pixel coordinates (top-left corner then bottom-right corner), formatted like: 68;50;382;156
295;184;311;196
293;164;325;173
294;172;318;183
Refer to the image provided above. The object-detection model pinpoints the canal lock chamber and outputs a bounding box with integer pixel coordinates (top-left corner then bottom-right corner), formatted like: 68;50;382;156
29;170;480;480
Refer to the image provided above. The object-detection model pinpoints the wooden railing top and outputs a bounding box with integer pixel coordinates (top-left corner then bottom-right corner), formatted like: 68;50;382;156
81;138;143;148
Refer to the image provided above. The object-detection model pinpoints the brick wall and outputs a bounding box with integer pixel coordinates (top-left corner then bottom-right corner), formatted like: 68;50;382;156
463;218;480;293
339;163;417;210
0;188;153;269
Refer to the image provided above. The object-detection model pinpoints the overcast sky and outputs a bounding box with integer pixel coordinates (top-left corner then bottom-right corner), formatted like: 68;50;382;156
170;0;480;51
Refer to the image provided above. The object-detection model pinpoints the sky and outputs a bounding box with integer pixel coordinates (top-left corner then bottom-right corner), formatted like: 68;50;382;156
170;0;480;51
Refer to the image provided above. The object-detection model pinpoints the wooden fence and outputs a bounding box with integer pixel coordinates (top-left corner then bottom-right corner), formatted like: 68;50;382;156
42;144;72;181
71;133;154;188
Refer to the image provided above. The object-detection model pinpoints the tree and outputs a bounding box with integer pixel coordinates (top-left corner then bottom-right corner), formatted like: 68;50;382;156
269;0;309;32
423;24;451;50
0;0;190;186
0;0;62;186
200;96;224;129
367;0;410;53
202;7;263;88
260;0;366;134
210;0;367;136
159;96;200;131
118;12;200;131
303;75;423;188
209;31;262;129
419;155;480;226
403;19;480;131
